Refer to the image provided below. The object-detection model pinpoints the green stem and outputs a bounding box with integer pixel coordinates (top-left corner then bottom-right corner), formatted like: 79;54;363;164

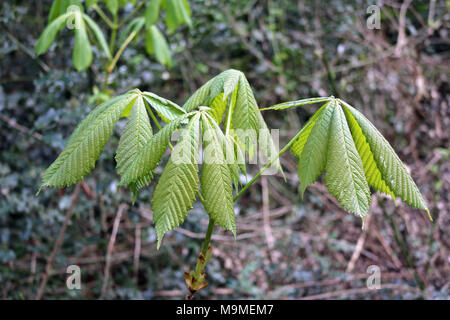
93;5;117;29
201;219;215;257
107;31;137;73
109;12;119;53
233;125;305;201
118;0;146;28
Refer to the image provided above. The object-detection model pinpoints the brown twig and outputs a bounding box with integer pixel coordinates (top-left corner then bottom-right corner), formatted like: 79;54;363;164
35;183;81;300
100;203;128;299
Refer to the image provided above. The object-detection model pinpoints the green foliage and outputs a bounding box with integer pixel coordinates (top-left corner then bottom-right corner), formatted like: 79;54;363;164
36;0;192;70
35;9;111;71
201;114;236;237
152;113;201;248
39;71;429;250
182;69;283;176
39;89;182;192
264;98;429;219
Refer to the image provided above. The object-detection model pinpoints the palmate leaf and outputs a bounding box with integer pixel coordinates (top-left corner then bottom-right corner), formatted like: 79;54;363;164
274;97;429;219
40;92;136;189
339;100;429;215
35;10;111;71
181;69;283;175
201;114;236;236
152;113;201;248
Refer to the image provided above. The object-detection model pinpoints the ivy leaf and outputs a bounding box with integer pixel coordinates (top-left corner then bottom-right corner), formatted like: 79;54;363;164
201;114;236;236
115;96;153;201
325;104;371;217
40;93;136;189
340;100;429;215
152;113;201;248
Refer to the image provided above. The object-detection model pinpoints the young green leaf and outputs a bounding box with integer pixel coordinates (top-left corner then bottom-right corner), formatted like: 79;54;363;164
143;92;185;122
73;11;92;71
40;93;136;189
146;25;172;67
119;112;193;188
298;101;334;195
103;0;119;15
35;12;71;55
340;100;429;214
145;0;161;27
115;96;153;200
325;104;371;217
342;104;396;202
83;14;112;60
201;114;236;237
290;103;328;158
152;113;201;248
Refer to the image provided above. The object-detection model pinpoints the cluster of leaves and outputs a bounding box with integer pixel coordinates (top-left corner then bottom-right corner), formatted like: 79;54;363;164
35;0;192;70
39;69;285;248
39;69;429;251
264;97;430;219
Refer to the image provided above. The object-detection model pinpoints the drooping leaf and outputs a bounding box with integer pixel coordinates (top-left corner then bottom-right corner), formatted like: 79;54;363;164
73;11;92;71
145;0;161;27
201;114;236;236
146;25;172;67
35;12;71;55
290;103;328;158
40;93;136;189
340;100;429;214
298;101;334;195
119;112;193;188
115;96;153;200
152;113;201;248
83;14;112;59
342;104;396;202
164;0;191;33
118;17;145;46
325;104;371;217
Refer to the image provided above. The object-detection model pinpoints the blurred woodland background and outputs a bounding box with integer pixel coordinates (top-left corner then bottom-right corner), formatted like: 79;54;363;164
0;0;449;299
